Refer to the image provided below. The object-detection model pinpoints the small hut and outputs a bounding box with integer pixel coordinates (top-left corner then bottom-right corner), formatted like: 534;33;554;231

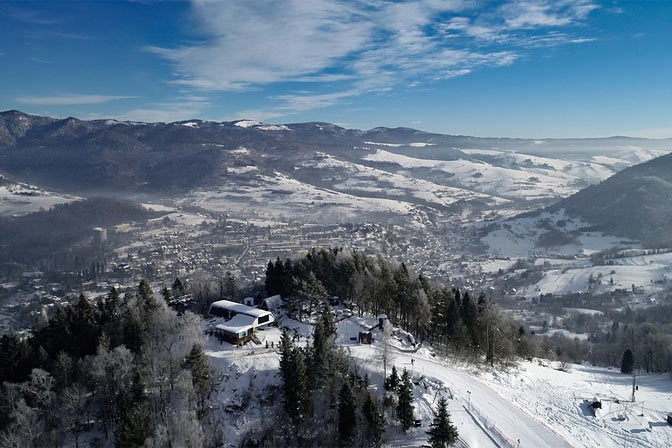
359;331;373;344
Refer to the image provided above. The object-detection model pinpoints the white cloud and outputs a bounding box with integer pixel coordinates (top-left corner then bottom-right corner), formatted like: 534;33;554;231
6;8;61;25
150;0;598;117
111;98;210;123
16;94;139;105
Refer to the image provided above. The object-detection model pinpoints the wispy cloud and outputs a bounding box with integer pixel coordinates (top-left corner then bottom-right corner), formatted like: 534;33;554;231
16;94;139;106
5;7;61;25
149;0;599;117
111;98;210;123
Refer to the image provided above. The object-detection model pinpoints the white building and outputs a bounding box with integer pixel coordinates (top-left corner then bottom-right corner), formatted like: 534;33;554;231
208;300;274;344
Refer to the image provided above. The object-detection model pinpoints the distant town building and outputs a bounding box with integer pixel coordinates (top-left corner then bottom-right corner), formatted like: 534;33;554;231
93;227;107;245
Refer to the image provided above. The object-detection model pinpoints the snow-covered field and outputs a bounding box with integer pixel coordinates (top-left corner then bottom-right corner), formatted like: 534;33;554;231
204;310;672;447
524;252;672;298
303;153;506;209
363;149;604;201
182;171;428;226
0;178;78;216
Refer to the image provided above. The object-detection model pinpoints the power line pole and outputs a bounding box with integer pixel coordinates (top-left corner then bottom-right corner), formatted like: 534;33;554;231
631;328;636;403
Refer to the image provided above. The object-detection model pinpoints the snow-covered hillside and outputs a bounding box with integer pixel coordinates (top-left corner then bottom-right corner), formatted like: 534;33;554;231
204;310;672;448
0;175;77;216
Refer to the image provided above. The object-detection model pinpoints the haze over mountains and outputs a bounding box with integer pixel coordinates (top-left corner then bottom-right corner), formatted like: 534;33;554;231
1;109;671;241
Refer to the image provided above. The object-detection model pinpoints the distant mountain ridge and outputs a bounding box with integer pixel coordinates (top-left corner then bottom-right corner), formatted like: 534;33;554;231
1;110;671;226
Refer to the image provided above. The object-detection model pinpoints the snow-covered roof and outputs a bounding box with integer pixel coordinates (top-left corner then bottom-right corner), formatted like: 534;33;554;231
262;295;282;310
215;314;256;334
209;299;271;318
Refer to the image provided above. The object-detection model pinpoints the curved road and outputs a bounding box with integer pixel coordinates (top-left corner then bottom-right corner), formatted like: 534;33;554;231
349;345;571;448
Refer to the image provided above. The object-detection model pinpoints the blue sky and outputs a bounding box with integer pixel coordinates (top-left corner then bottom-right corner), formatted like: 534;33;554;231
0;0;670;138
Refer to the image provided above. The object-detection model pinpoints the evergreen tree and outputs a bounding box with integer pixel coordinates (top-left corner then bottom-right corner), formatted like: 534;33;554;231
427;397;458;448
172;277;185;296
161;286;171;304
385;365;399;392
320;302;336;339
279;330;310;423
362;392;384;448
224;271;237;301
115;402;152;448
265;260;277;295
291;348;310;423
184;344;213;418
137;280;158;313
621;348;634;374
101;287;120;323
396;368;415;432
337;382;357;446
309;320;328;389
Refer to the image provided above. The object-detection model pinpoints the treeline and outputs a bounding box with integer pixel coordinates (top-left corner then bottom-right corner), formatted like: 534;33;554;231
540;303;672;371
266;247;538;364
0;197;154;264
0;280;213;447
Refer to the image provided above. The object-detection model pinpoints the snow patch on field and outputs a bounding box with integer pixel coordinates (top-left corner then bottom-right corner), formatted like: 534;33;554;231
0;179;78;216
303;153;506;210
364;149;589;200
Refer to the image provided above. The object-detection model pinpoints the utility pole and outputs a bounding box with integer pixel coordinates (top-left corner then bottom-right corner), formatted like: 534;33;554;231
631;328;636;403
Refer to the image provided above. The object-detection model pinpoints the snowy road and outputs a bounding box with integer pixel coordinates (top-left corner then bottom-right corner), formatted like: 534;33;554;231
349;345;571;448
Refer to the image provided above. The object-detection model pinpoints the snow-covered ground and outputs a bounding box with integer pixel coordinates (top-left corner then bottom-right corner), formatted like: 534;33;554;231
363;149;603;201
480;362;672;448
481;209;636;258
524;261;670;298
303;153;506;209
181;171;429;227
0;178;78;216
203;308;672;447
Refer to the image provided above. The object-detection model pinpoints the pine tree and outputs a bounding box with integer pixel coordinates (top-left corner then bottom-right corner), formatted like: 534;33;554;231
279;330;310;423
224;271;237;301
337;382;357;446
161;286;171;304
362;392;384;448
265;260;277;295
309;319;328;388
172;277;185;296
320;303;336;339
292;348;310;423
184;344;213;417
397;368;415;432
385;365;399;392
621;348;634;374
427;397;458;448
